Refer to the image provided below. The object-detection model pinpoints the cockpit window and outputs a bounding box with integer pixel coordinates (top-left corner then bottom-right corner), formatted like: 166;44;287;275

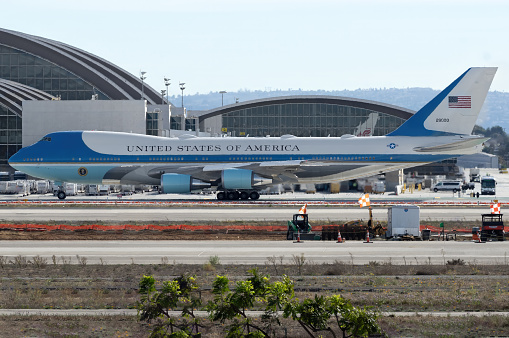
40;137;52;142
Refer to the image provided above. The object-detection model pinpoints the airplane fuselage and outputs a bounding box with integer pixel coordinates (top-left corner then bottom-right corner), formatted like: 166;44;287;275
8;131;485;186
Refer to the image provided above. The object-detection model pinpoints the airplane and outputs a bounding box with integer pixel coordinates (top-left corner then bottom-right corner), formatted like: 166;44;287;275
8;67;497;200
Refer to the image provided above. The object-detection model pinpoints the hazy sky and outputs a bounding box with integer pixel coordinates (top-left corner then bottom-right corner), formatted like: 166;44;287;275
3;0;508;96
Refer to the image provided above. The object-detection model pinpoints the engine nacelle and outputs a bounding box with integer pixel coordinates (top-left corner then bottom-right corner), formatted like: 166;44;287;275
161;173;210;193
221;169;272;189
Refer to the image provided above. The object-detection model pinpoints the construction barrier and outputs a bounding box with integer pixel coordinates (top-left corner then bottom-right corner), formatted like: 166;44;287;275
0;223;502;233
0;200;502;207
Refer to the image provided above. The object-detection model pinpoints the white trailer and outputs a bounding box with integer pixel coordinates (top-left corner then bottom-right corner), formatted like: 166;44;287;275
64;183;77;196
15;181;30;196
35;181;50;194
0;181;7;194
87;184;99;195
98;185;110;195
5;181;18;194
386;205;420;238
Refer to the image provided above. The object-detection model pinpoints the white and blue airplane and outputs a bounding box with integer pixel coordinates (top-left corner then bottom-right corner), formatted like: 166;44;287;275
8;67;497;200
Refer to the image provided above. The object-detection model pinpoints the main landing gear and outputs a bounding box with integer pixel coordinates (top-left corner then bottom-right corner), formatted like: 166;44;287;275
216;190;260;200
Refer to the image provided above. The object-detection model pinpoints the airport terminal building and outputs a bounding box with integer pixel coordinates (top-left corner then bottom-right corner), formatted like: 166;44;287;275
2;27;468;183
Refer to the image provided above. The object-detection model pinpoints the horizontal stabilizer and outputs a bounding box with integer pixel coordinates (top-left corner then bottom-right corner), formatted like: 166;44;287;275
413;137;488;152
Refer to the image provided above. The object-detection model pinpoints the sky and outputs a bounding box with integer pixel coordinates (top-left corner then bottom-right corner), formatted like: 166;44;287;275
2;0;508;97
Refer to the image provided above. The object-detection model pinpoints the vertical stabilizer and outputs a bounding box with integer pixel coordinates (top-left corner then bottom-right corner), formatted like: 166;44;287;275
388;67;497;136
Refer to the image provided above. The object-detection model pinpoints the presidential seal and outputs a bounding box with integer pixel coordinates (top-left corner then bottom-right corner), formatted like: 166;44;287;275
78;167;88;176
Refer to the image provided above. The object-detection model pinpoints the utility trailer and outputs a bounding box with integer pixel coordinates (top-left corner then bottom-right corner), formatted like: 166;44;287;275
480;214;504;242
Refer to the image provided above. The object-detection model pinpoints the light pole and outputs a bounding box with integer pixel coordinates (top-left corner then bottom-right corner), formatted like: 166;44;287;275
179;82;185;108
140;71;147;100
160;89;166;104
164;77;170;104
219;90;227;106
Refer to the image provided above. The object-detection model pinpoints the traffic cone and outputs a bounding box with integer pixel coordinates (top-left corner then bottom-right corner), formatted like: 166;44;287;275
337;230;343;243
475;230;485;244
364;230;373;244
294;229;302;243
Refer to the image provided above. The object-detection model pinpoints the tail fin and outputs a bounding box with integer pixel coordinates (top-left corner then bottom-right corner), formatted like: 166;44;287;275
388;67;497;136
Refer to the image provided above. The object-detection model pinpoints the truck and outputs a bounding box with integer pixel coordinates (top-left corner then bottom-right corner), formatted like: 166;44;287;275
470;168;480;182
480;176;496;195
480;214;504;241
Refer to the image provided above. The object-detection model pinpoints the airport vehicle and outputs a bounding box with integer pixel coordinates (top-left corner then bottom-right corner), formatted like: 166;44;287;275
480;175;496;195
470;168;480;182
0;172;10;181
432;180;462;192
8;68;497;199
64;183;77;196
286;213;313;240
13;171;27;180
480;213;504;241
35;180;50;194
98;184;110;195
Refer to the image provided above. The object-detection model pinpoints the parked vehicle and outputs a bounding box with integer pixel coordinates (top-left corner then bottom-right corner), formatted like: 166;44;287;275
35;181;50;194
15;181;30;196
64;183;77;196
13;171;27;180
87;184;99;195
98;185;110;195
0;172;10;181
432;180;461;192
470;168;481;182
480;176;496;195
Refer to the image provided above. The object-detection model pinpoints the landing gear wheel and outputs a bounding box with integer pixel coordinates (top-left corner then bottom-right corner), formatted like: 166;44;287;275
249;191;260;200
217;192;225;200
240;191;249;200
57;191;66;200
227;191;239;200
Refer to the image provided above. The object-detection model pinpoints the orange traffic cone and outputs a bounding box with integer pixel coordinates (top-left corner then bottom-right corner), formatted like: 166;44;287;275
475;230;485;244
364;230;373;244
337;230;343;243
294;229;302;243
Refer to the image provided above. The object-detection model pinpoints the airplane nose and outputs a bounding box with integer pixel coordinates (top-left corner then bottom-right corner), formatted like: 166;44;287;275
8;148;23;165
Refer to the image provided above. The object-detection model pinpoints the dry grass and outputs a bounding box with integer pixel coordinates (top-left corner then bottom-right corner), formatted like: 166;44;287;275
1;257;509;336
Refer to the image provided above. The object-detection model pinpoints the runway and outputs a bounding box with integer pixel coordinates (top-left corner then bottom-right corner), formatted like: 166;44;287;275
0;206;490;222
1;240;507;265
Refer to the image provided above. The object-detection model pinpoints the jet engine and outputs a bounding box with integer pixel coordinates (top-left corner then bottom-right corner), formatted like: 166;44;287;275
160;173;210;193
221;169;272;189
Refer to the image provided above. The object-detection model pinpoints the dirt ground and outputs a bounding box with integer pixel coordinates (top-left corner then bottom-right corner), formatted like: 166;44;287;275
1;263;509;337
0;229;286;240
